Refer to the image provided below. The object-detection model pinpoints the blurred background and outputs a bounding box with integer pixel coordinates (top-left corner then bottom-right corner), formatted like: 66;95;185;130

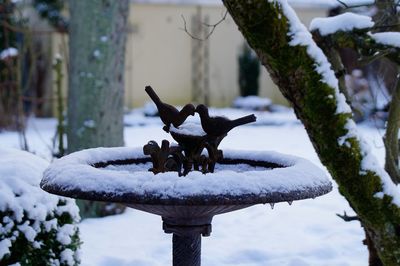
0;0;336;127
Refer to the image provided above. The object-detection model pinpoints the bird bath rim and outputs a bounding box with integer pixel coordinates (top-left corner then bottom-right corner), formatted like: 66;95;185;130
40;146;332;206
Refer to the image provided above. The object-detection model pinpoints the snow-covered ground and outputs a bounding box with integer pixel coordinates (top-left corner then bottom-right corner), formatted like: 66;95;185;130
0;108;386;265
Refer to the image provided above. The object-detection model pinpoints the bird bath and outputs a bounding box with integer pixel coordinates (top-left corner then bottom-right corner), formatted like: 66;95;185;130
41;87;332;266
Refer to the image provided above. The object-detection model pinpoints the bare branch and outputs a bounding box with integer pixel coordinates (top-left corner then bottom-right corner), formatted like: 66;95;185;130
180;10;228;41
336;0;349;8
180;15;202;41
358;49;394;66
336;211;360;222
372;23;400;30
336;0;376;9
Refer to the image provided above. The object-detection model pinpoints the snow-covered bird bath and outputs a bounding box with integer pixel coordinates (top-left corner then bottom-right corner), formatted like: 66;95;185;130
40;87;332;266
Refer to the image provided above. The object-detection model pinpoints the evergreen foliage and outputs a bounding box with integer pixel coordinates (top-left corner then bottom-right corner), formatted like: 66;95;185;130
0;200;81;266
238;42;260;96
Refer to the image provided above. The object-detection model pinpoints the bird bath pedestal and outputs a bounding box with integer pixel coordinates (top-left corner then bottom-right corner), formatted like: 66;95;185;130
40;87;332;265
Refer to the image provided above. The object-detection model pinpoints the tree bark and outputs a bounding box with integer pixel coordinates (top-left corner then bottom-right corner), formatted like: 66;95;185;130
68;0;128;153
384;73;400;184
68;0;129;218
223;1;400;264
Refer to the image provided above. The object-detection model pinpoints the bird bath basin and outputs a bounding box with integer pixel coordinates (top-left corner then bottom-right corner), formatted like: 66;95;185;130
41;87;332;265
41;147;331;265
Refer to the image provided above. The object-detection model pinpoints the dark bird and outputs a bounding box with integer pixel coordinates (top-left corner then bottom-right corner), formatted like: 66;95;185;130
196;104;256;137
145;86;195;132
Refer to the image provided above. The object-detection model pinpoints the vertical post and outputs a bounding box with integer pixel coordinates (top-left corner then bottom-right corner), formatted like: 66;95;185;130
172;233;201;266
203;15;210;106
163;216;211;266
191;6;203;104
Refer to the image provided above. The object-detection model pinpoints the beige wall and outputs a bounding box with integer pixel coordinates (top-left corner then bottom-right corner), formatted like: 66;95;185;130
48;3;329;109
125;3;330;108
125;4;193;107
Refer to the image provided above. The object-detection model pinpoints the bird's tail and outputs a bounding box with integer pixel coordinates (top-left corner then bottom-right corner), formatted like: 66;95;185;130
232;114;257;128
145;86;161;105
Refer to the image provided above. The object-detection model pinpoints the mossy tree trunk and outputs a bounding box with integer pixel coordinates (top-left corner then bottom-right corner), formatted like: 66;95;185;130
68;0;129;218
223;1;400;265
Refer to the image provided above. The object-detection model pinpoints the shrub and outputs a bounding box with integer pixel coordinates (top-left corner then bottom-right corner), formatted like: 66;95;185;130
0;149;80;265
238;42;260;97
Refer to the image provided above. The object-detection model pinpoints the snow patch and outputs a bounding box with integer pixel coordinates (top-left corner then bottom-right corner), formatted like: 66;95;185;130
232;96;272;110
100;36;108;42
83;120;96;128
18;222;37;242
143;101;158;116
359;137;400;206
0;239;11;259
54;53;63;61
0;47;18;60
170;122;206;136
93;50;101;58
370;32;400;48
337;121;400;206
60;249;75;265
310;13;374;36
57;224;75;245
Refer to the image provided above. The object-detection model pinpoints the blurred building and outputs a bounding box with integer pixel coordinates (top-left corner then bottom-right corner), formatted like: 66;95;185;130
47;0;334;112
124;1;332;107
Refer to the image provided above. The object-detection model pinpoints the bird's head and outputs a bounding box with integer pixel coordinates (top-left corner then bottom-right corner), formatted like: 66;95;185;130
161;139;170;151
195;104;208;116
143;140;160;155
182;104;195;116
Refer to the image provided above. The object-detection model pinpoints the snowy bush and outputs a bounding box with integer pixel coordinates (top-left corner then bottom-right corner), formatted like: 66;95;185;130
0;149;80;265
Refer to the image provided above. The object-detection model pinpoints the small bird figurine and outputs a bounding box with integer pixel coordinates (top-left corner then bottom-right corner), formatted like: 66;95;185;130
196;104;256;137
143;140;169;173
145;86;195;132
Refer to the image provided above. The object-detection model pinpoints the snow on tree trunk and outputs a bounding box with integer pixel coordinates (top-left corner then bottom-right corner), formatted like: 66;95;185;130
223;0;400;264
67;0;129;153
